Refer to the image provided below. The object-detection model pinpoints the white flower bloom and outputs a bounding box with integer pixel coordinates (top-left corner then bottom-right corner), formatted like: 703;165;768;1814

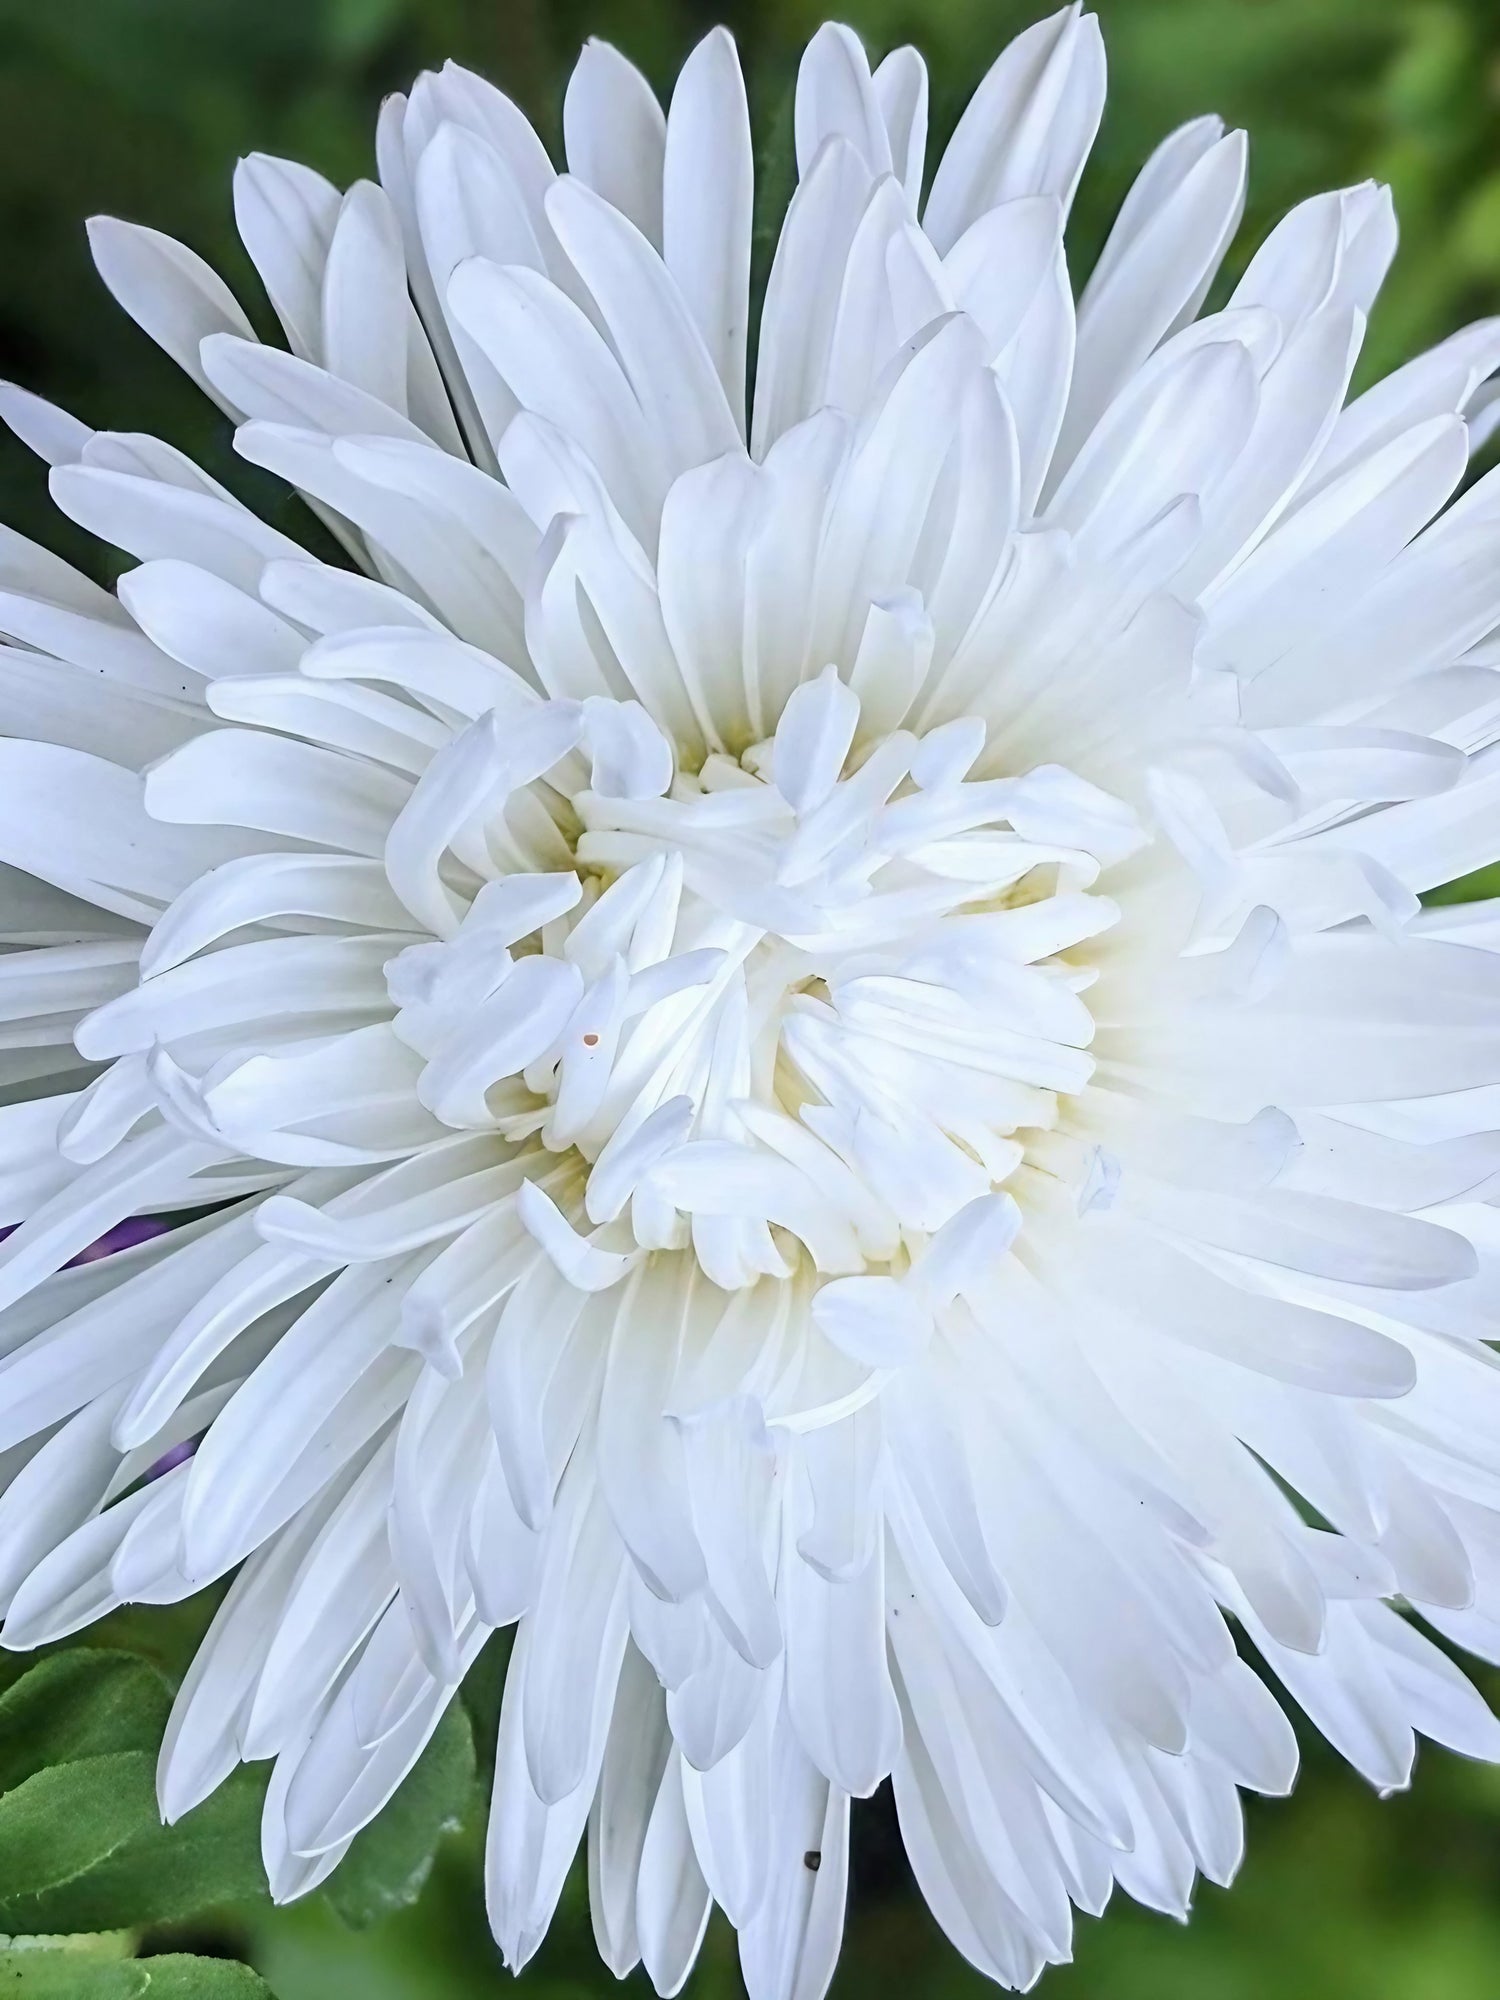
3;4;1500;1987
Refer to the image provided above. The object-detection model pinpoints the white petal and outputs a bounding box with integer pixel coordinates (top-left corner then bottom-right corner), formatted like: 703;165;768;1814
87;217;255;407
664;29;753;430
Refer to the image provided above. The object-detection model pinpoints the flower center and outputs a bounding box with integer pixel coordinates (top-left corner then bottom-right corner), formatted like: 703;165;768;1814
386;673;1144;1296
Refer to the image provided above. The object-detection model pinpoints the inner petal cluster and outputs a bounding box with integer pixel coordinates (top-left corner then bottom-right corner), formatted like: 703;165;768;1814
386;672;1141;1302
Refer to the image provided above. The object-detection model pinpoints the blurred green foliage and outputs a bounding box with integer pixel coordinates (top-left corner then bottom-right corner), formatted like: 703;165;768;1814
3;0;1500;1994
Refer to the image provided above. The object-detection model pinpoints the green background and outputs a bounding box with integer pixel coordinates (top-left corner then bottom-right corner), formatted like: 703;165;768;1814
2;0;1500;1993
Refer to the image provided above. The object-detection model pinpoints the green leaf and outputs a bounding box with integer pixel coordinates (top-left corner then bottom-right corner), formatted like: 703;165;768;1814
0;1750;269;1935
1423;862;1500;905
323;1701;477;1930
36;1766;269;1936
0;1752;155;1906
0;1950;276;1997
0;1648;267;1935
0;1652;173;1794
0;1951;143;1999
133;1957;277;1998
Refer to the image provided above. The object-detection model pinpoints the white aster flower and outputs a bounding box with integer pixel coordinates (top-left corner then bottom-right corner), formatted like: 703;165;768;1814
3;4;1500;1989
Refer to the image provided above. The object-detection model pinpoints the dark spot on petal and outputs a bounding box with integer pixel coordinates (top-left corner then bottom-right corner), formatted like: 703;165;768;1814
582;1032;600;1047
803;1850;822;1873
